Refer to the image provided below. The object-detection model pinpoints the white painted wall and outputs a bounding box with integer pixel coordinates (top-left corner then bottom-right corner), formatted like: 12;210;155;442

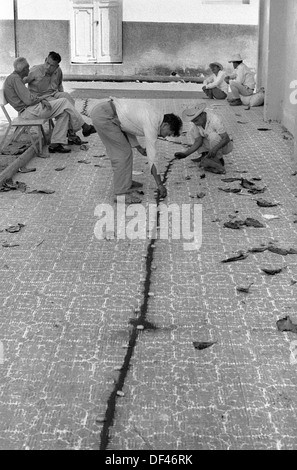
0;0;259;24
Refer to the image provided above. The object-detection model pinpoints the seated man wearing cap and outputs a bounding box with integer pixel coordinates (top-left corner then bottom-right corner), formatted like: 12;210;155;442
202;62;228;100
224;54;255;106
175;103;233;174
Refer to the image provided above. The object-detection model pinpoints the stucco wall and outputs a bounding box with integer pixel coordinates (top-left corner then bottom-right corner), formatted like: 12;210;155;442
0;20;258;77
0;0;259;25
259;0;297;136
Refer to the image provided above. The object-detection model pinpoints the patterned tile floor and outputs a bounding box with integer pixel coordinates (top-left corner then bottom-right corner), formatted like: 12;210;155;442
0;92;297;450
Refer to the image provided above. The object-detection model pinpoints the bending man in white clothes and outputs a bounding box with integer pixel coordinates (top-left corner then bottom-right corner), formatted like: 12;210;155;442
174;103;233;174
90;97;182;203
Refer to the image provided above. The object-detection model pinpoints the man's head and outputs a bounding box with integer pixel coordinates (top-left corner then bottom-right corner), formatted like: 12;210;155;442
231;61;242;69
160;114;183;138
44;51;61;75
228;54;243;69
13;57;30;78
182;103;207;128
191;112;207;128
209;62;223;75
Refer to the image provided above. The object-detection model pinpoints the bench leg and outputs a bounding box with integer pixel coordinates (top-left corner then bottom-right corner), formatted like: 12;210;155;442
27;129;40;156
0;124;12;152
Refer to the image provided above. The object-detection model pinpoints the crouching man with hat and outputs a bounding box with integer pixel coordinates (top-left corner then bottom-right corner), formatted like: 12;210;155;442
224;54;255;106
175;103;233;174
202;62;228;100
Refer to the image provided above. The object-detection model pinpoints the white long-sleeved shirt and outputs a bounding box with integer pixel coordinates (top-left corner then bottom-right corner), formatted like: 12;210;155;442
203;70;228;93
112;97;163;173
229;63;255;90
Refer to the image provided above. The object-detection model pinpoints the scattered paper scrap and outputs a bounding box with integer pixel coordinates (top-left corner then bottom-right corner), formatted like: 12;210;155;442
2;242;20;247
77;160;91;164
27;189;55;194
54;167;66;171
248;186;267;194
256;198;279;207
193;341;217;350
5;223;25;233
196;192;206;198
248;246;268;253
18;167;36;173
224;218;264;229
80;144;89;151
240;178;255;189
261;267;284;275
276;316;297;333
262;214;279;220
221;251;248;263
244;218;265;228
0;180;27;192
236;283;254;293
221;177;242;183
219;187;242;194
268;246;297;256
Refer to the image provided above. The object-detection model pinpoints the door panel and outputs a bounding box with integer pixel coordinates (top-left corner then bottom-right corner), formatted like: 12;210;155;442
71;5;96;62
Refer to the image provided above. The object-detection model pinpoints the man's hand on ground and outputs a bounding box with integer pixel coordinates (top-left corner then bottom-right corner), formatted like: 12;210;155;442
158;183;167;199
174;152;187;159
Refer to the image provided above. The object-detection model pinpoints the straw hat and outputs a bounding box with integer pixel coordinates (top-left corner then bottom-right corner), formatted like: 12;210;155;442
209;62;223;70
228;54;243;63
182;103;206;122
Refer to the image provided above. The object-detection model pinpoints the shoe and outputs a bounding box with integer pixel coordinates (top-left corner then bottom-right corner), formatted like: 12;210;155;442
82;124;96;137
48;144;71;153
114;193;142;204
67;134;82;145
200;157;225;174
229;99;242;106
130;180;143;189
191;152;208;163
204;166;226;175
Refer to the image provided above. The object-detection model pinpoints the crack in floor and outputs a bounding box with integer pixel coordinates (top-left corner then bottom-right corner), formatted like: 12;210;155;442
99;156;176;450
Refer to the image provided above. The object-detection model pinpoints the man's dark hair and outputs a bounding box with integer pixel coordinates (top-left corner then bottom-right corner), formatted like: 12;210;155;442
163;114;183;136
48;51;62;63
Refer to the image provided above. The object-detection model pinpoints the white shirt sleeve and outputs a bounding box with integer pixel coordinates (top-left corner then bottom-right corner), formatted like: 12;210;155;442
206;71;226;89
143;127;159;173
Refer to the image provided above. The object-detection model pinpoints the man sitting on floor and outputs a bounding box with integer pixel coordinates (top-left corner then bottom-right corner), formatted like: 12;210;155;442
202;62;228;100
174;103;233;174
24;51;85;145
4;57;96;154
224;54;255;106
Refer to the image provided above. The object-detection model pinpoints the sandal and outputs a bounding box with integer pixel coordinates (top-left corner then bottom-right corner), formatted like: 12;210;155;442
130;180;143;189
114;193;142;204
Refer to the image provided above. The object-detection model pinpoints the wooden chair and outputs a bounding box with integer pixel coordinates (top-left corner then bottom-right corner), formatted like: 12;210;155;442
0;88;54;156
